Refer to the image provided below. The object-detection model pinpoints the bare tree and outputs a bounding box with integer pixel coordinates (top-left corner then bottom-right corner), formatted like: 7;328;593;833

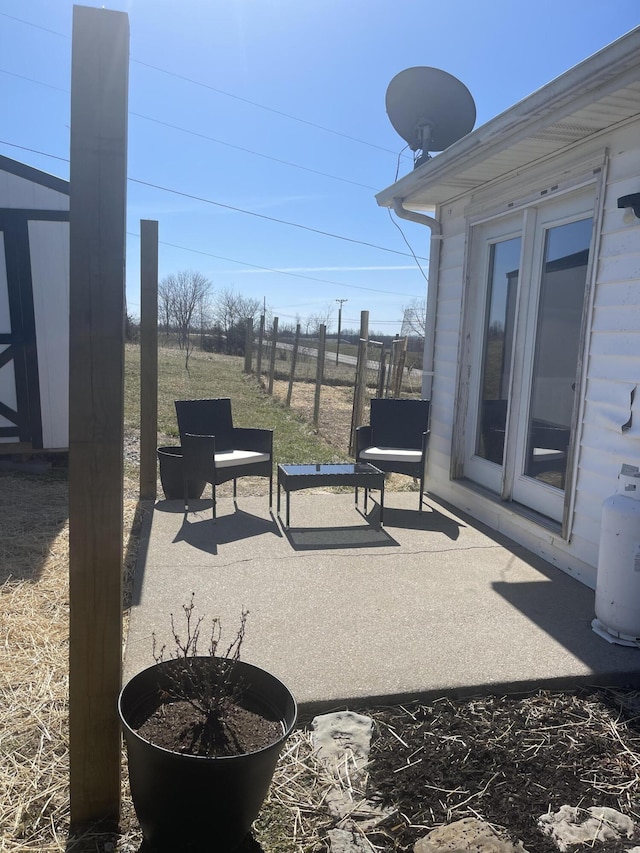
212;288;262;354
159;270;213;368
304;303;334;337
401;297;427;339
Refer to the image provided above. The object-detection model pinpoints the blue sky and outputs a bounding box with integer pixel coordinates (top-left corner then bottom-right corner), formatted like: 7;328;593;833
2;1;638;334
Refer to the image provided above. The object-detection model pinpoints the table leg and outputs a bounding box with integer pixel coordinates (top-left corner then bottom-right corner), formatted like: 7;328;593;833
379;483;384;528
286;490;290;528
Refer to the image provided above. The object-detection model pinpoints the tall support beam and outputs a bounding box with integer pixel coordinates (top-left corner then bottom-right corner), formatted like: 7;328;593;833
68;5;129;825
140;219;159;500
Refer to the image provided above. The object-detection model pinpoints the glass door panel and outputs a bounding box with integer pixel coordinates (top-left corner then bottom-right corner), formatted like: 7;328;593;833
523;218;592;490
476;237;521;466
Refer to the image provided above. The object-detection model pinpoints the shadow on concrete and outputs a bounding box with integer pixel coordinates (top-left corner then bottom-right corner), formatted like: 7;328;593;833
173;508;282;555
284;522;398;551
492;574;640;683
382;504;464;539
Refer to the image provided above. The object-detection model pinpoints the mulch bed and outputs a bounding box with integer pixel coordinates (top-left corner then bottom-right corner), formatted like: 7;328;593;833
362;689;640;853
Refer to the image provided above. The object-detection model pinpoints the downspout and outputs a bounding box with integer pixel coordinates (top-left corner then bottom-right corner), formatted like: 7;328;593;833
391;198;442;400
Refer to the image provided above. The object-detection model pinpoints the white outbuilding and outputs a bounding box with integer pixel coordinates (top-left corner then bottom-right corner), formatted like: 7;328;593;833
0;155;69;453
377;26;640;590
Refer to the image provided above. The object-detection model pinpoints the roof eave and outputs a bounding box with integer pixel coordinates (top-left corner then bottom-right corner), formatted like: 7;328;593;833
376;25;640;209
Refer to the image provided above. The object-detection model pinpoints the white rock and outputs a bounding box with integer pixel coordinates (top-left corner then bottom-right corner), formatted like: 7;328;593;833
537;805;636;851
414;817;528;853
311;711;373;774
328;828;372;853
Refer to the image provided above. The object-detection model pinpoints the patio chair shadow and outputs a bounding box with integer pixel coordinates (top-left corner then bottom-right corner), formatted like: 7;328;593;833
173;507;282;555
154;496;213;513
379;504;463;540
283;521;398;551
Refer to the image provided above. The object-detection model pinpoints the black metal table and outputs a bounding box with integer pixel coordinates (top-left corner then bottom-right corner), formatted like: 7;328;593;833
277;463;385;528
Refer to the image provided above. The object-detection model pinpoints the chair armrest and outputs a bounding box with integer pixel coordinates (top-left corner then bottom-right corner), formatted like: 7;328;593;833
182;433;216;480
355;425;372;458
232;427;273;455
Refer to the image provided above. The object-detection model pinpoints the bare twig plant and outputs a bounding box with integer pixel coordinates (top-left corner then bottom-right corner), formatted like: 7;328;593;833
152;593;248;736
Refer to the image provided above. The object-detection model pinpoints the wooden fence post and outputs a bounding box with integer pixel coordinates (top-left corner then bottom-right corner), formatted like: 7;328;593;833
313;324;326;427
286;323;300;407
68;5;129;825
256;314;265;381
243;317;253;373
393;337;408;398
349;311;369;455
378;348;387;399
268;316;278;395
140;219;158;501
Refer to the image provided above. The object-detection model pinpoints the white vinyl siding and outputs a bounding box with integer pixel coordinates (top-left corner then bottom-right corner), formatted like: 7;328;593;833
423;122;640;589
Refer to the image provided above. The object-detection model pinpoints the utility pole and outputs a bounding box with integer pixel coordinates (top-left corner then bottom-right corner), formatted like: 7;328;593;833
335;298;348;365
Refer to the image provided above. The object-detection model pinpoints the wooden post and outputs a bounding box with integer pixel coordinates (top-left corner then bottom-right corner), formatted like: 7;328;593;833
313;324;326;427
394;337;408;398
267;316;278;395
349;311;369;455
68;6;129;826
256;314;265;381
140;219;158;500
243;317;253;373
378;348;387;399
286;323;300;407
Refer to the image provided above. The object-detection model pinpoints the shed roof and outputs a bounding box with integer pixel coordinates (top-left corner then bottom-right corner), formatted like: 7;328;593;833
0;154;69;195
376;26;640;210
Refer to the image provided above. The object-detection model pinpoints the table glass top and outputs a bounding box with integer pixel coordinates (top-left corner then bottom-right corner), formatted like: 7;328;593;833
279;463;380;475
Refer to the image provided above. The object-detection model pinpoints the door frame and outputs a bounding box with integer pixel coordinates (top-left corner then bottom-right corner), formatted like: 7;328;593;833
452;164;606;539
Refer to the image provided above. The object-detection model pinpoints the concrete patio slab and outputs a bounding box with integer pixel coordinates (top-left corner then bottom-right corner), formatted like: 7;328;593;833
124;491;640;713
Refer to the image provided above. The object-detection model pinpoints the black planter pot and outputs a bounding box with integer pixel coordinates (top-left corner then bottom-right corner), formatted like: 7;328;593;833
118;658;297;853
157;445;206;500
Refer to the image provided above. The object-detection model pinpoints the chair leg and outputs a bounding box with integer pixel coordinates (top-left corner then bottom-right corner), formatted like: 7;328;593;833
269;471;273;508
419;471;425;512
212;483;217;520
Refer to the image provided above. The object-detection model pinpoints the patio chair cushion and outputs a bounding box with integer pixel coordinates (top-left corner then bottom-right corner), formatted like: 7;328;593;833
359;446;423;464
214;449;270;469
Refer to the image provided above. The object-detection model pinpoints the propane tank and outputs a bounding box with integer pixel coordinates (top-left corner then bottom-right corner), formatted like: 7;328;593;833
592;464;640;647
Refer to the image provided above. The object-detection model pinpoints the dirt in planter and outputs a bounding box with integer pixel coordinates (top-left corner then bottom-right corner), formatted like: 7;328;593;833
136;699;282;757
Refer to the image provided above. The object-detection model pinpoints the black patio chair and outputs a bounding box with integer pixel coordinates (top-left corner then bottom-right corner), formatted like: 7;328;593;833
175;398;273;518
355;398;430;512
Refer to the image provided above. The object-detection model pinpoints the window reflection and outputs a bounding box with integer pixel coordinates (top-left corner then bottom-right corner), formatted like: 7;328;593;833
524;218;592;488
477;237;520;464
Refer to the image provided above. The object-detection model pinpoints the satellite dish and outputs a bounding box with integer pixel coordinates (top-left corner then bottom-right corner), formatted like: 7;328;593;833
386;67;476;168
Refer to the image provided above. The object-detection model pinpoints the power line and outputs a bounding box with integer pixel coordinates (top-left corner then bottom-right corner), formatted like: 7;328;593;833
0;11;409;159
130;113;377;190
0;138;428;265
0;69;379;191
130;176;429;260
1;66;373;193
128;233;423;299
134;60;404;157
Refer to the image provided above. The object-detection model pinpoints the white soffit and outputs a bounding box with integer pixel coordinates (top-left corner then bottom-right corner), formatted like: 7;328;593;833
377;29;640;209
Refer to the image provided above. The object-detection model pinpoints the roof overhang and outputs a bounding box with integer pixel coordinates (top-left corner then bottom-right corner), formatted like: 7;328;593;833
376;26;640;210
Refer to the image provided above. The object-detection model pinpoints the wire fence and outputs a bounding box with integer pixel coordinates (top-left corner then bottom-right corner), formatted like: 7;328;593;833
245;316;424;454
